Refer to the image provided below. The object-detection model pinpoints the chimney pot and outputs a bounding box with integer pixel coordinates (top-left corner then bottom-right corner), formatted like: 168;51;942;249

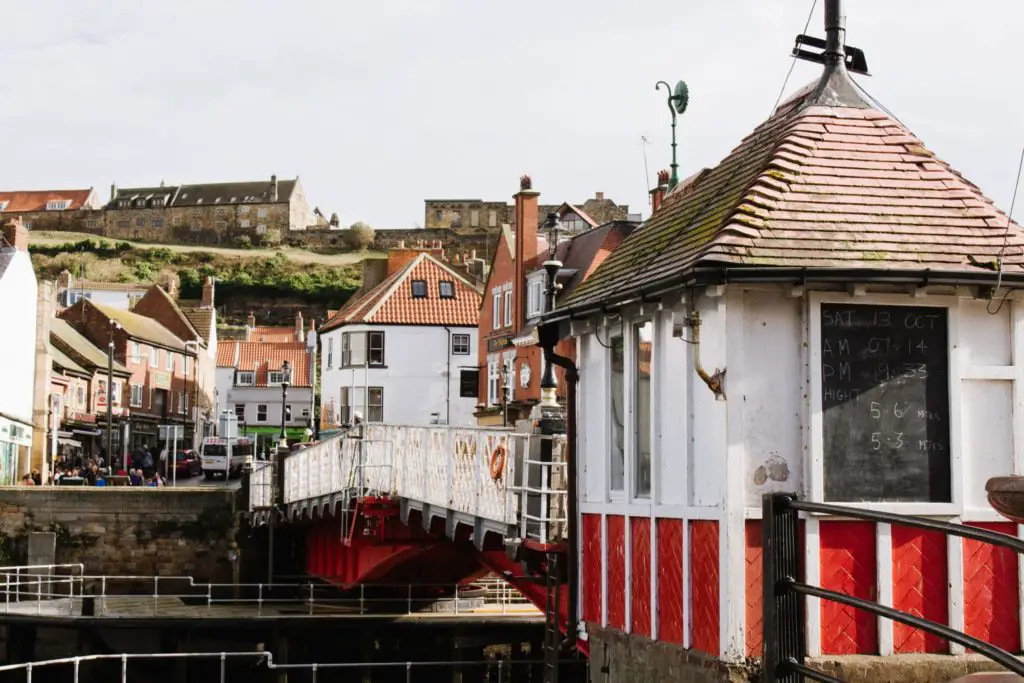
109;183;118;203
519;175;532;191
595;191;604;201
270;175;279;202
824;0;846;60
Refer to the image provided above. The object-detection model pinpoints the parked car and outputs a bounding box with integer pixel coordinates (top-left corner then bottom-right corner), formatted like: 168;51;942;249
172;451;201;478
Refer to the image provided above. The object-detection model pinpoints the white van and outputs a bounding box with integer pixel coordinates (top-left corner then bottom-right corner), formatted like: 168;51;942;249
200;437;254;479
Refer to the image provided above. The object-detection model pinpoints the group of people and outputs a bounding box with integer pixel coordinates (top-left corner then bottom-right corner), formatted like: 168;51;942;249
17;441;170;488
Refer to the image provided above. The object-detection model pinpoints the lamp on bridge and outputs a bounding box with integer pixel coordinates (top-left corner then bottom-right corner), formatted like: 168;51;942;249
540;212;563;408
278;360;292;446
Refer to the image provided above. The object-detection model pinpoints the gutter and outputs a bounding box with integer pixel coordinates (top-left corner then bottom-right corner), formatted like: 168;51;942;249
543;266;1024;325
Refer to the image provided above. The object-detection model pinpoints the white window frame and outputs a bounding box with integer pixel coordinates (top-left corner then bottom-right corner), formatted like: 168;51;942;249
184;355;191;377
237;371;255;386
807;291;962;516
234;404;245;420
240;219;251;228
46;199;71;211
503;289;513;327
178;392;186;414
166;351;174;371
326;337;334;369
491;290;501;331
130;384;143;408
149;346;159;368
452;333;470;355
487;354;500;406
607;325;625;498
240;205;250;214
258;208;268;218
630;319;654;500
111;380;122;406
131;342;141;364
488;210;497;227
527;277;544;318
268;371;285;385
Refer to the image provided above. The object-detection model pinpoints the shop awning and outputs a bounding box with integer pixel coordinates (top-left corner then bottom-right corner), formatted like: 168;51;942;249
71;429;101;437
58;438;83;448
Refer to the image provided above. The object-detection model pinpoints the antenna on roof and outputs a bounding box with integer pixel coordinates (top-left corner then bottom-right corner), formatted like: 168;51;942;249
792;0;870;75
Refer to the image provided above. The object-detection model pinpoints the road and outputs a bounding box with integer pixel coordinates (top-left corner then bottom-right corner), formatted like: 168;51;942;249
165;473;242;490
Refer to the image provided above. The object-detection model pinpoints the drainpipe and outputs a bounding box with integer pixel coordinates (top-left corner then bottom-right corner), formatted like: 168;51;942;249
542;340;580;648
443;326;452;425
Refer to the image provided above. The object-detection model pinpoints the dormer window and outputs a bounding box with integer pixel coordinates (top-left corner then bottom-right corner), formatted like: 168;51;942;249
236;371;255;386
118;199;130;209
411;280;428;298
0;200;9;211
150;196;166;208
46;199;71;211
133;198;146;208
438;281;455;299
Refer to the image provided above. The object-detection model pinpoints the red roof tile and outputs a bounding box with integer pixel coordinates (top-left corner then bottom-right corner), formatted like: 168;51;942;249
250;326;297;343
321;253;481;330
0;189;95;212
235;342;310;387
566;74;1024;310
216;341;238;367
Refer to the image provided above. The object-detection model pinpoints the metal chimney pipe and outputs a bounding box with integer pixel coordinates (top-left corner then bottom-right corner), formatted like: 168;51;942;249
824;0;846;61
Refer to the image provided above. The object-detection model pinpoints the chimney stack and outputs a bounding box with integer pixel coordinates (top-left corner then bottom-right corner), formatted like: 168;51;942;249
166;278;179;299
650;169;671;215
595;191;605;201
2;217;28;252
513;175;540;333
295;310;304;343
59;269;72;290
247;311;256;328
270;175;279;202
202;276;215;308
110;183;117;202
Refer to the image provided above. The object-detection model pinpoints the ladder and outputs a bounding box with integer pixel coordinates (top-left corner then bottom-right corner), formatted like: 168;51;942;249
543;553;562;683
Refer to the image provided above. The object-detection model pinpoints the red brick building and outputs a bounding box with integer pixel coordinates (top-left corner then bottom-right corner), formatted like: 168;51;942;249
60;290;200;456
475;176;638;425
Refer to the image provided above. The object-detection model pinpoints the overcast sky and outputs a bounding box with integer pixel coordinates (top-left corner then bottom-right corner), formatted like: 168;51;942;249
2;1;1022;229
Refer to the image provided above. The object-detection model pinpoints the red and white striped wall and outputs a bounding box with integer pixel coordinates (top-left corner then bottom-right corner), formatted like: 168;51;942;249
581;514;1023;660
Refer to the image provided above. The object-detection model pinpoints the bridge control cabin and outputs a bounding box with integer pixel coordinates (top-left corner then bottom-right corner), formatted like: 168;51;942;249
549;6;1024;681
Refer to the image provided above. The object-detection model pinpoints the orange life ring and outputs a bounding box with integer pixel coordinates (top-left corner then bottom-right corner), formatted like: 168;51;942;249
489;444;507;481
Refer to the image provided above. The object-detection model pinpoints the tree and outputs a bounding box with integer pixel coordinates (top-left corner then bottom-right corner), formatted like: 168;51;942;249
345;222;375;250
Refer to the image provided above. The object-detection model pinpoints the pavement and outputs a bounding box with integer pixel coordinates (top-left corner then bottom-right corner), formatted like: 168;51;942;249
165;473;241;490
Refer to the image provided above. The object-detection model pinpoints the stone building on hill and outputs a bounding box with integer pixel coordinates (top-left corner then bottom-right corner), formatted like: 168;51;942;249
103;175;310;246
0;188;103;233
424;191;634;232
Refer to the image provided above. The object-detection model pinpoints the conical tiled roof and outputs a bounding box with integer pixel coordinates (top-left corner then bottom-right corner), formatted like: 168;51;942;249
564;72;1024;310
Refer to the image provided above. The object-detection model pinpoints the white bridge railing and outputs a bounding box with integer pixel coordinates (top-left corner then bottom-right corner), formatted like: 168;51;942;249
274;424;567;544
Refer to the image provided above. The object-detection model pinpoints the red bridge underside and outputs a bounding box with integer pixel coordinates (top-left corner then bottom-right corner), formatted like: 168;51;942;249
301;498;587;656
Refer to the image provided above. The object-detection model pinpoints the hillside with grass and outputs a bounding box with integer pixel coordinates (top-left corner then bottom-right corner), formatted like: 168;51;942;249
30;232;372;323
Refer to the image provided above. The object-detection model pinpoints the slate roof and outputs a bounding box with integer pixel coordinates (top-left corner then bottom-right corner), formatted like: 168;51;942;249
557;220;639;298
173;179;296;207
234;342;311;388
0;189;95;212
50;344;88;376
564;65;1024;311
92;302;188;351
321;253;481;330
50;318;131;375
107;187;178;208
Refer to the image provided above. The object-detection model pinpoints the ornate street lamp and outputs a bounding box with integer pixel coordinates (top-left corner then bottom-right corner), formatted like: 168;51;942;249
278;360;292;445
540;213;563;408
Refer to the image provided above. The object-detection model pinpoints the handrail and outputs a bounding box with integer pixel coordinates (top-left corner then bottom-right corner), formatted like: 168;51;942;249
762;493;1024;683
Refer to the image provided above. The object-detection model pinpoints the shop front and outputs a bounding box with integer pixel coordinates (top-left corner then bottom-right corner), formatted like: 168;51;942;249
0;414;33;485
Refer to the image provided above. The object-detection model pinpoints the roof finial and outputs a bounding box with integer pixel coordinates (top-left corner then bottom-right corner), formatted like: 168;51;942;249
520;175;532;191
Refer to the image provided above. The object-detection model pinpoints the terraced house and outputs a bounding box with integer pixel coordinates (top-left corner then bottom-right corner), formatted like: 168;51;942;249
0;188;103;233
103;175;310;246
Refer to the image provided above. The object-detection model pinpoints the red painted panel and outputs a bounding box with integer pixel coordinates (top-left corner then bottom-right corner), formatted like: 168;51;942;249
690;520;720;657
581;514;602;624
606;516;626;631
964;522;1020;653
631;517;651;637
746;521;763;658
657;519;684;644
892;526;948;653
820;521;877;655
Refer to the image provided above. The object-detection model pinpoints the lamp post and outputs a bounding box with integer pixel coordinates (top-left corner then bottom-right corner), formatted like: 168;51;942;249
106;322;121;469
279;360;292;445
184;340;201;448
539;213;563;408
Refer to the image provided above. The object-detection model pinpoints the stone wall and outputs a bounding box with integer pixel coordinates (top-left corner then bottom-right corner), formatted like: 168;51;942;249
0;488;238;582
103;201;291;246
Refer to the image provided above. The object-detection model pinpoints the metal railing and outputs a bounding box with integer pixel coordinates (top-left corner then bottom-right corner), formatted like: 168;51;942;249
0;651;578;683
271;423;569;544
0;564;538;619
248;460;273;510
762;493;1024;682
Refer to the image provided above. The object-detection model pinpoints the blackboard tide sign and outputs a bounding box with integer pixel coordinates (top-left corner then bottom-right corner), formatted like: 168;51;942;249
819;303;951;503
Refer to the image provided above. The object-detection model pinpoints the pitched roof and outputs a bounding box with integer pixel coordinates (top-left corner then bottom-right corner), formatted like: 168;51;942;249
173;179;296;207
216;341;239;367
556;220;639;298
180;306;214;343
133;285;202;344
0;189;95;212
51;318;131;375
107;186;178;208
50;344;88;376
564;67;1024;310
321;253;481;330
92;302;188;351
235;342;311;387
62;280;149;293
250;326;297;343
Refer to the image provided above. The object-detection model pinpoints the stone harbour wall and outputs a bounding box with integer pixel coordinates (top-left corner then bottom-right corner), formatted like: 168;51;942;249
0;488;238;582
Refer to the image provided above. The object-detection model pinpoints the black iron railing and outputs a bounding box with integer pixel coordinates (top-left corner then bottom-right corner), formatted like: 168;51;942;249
762;493;1024;683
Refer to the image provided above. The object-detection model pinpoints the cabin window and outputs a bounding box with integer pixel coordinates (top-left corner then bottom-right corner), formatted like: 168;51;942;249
609;330;625;493
633;321;653;498
237;371;255;386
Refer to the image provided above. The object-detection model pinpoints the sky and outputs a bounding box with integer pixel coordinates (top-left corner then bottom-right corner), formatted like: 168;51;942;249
2;0;1023;230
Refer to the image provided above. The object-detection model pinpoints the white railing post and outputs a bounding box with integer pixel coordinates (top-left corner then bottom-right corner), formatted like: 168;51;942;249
359;584;365;614
121;654;128;682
